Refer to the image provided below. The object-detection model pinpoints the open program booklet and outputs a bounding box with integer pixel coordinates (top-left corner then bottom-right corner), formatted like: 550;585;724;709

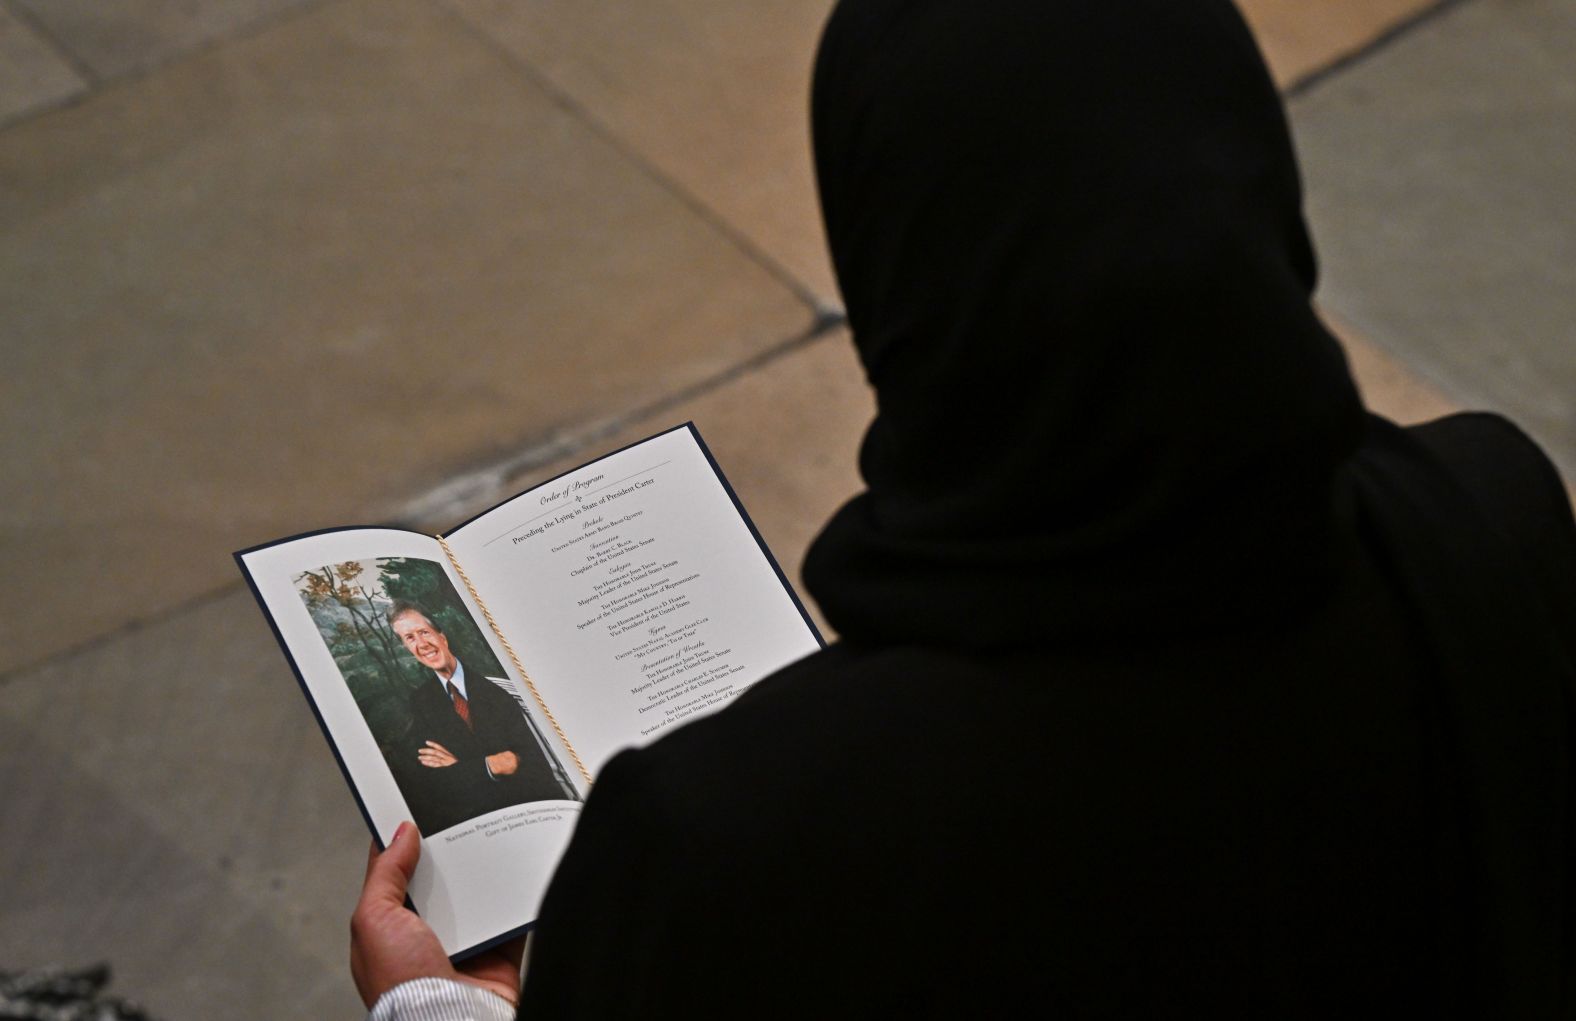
236;424;823;958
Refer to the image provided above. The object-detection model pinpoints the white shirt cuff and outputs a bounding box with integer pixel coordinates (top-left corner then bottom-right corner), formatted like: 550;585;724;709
368;977;515;1021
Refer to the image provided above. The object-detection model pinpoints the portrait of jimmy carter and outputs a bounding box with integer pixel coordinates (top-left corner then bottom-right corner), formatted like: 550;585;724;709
383;600;569;834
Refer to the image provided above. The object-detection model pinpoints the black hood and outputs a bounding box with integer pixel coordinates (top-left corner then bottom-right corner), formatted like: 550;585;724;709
803;0;1366;647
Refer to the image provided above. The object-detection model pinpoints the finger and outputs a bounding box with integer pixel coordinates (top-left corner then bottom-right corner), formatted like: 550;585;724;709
360;822;420;906
425;741;452;754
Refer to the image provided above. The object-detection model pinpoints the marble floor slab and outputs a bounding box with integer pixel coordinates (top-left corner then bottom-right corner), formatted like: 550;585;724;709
1292;0;1576;476
442;0;1443;313
0;590;369;1018
445;0;842;306
0;0;815;675
1333;314;1460;426
1238;0;1437;87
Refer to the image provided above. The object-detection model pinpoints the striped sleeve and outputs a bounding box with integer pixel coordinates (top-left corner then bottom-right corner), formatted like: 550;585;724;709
369;978;515;1021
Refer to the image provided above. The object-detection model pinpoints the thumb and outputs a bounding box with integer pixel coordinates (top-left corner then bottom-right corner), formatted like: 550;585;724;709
362;822;420;906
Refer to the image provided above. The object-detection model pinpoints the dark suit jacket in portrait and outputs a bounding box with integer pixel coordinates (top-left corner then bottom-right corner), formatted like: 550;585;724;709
390;661;570;835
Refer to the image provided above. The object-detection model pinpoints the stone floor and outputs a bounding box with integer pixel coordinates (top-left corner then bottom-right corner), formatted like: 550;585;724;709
2;0;1570;1016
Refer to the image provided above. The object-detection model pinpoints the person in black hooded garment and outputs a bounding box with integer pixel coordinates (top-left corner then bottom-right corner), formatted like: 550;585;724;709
352;0;1576;1017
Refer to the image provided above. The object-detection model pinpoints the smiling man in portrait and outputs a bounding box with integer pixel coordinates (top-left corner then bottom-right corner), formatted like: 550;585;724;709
386;601;570;833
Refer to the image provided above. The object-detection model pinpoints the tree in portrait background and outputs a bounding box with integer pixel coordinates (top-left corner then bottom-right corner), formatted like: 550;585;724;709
295;556;506;756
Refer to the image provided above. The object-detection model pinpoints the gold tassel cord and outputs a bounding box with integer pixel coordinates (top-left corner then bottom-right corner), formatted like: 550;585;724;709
437;534;594;788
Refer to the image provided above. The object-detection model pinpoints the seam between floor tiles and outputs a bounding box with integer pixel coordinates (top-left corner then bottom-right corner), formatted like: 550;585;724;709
389;309;848;525
0;581;249;689
1285;0;1482;99
431;0;837;322
0;0;348;132
0;314;848;689
2;0;100;87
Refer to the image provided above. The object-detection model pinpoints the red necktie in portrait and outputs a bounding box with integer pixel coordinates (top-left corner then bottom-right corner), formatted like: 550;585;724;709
448;681;472;730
